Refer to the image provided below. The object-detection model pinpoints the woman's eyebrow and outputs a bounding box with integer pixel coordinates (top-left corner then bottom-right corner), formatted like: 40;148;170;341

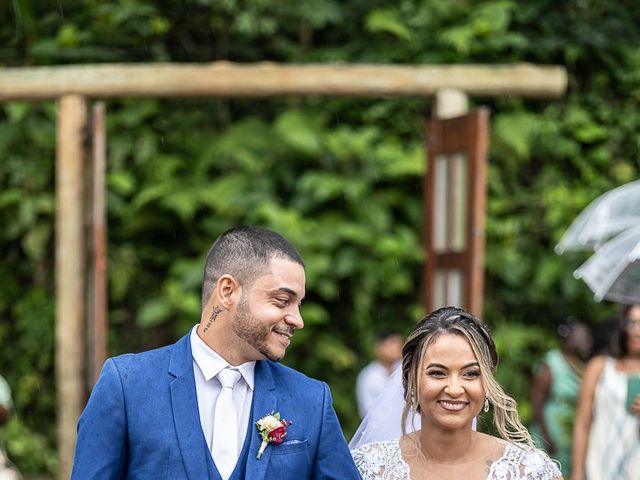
425;362;479;369
426;363;448;369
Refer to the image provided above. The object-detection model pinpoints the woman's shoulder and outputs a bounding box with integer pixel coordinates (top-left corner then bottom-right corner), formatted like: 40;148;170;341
581;354;609;380
497;442;563;479
585;354;609;371
351;439;408;478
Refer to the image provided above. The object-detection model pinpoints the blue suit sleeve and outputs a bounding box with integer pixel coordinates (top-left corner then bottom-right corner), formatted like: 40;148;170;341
71;358;128;480
312;382;361;479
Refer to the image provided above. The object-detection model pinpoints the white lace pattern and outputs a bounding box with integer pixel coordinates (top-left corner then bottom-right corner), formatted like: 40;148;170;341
351;440;562;480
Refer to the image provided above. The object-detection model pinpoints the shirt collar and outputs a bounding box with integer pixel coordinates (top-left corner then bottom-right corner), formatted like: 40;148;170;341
190;325;256;390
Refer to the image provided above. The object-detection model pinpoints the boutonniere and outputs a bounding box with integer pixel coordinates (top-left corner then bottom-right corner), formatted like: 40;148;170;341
255;411;291;459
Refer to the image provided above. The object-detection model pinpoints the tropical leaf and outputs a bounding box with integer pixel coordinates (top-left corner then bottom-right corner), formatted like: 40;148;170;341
365;8;412;41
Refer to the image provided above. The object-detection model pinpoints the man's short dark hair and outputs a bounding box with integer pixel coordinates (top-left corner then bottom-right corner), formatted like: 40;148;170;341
375;331;402;344
201;226;304;309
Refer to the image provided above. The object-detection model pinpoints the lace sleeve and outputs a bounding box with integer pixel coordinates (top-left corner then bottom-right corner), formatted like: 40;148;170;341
489;443;563;480
508;445;562;480
350;440;409;480
516;445;563;479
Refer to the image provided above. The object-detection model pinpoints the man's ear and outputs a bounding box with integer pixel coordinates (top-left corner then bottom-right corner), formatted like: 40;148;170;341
216;274;240;309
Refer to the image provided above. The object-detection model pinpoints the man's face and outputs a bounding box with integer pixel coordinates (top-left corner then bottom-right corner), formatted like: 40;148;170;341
376;335;403;366
232;257;305;362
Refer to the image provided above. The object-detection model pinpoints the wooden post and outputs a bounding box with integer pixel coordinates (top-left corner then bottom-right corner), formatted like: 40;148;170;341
87;103;107;386
56;94;88;480
423;106;489;317
434;88;469;119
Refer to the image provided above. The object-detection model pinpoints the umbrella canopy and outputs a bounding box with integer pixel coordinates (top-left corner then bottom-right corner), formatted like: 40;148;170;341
555;180;640;254
573;224;640;303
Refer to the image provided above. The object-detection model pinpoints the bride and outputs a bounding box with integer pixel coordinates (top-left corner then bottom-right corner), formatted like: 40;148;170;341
350;306;563;480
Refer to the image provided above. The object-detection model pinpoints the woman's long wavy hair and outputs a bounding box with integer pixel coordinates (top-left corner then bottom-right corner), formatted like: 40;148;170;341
400;306;533;446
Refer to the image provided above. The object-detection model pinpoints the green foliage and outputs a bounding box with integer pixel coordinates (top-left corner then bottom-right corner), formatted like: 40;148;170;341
0;416;58;474
2;0;640;473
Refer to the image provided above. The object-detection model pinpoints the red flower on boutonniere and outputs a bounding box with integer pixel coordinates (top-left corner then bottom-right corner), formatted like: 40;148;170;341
255;411;292;459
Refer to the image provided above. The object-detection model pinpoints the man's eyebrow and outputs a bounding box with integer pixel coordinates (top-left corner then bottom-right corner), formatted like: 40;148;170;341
269;287;301;299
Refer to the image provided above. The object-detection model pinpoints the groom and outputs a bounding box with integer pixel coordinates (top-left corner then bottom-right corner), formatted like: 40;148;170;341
71;226;360;479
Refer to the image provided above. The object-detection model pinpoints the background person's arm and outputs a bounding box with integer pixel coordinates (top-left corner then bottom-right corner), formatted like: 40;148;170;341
571;356;604;480
631;395;640;417
531;362;554;452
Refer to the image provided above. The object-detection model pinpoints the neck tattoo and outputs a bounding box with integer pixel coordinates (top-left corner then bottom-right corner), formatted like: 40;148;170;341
203;305;222;333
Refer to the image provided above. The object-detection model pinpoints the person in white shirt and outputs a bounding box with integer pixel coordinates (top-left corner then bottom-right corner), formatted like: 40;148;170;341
0;374;21;480
356;331;403;418
0;375;11;427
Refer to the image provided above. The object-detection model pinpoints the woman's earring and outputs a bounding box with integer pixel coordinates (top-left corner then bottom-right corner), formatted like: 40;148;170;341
483;397;490;413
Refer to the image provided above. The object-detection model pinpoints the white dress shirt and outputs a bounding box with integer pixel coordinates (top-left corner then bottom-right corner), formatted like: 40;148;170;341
355;360;400;418
190;326;255;458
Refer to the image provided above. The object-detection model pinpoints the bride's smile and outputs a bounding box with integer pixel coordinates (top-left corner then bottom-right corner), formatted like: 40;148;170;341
438;400;469;411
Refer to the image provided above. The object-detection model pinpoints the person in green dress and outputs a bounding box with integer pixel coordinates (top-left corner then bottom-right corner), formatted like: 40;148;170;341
530;321;592;477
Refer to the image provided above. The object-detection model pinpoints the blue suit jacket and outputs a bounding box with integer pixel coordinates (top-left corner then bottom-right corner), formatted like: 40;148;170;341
71;333;360;479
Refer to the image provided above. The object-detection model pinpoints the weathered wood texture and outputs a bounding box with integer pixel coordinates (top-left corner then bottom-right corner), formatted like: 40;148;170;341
0;62;567;100
55;94;88;480
88;103;107;387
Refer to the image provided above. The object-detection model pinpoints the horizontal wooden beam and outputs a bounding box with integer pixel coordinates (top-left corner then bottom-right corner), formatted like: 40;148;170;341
0;62;567;101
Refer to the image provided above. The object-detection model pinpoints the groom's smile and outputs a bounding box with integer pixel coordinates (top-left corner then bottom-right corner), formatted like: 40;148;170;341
272;326;293;345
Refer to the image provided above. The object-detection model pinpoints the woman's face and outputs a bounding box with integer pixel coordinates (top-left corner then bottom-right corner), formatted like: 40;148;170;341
626;305;640;355
566;324;592;360
418;333;485;430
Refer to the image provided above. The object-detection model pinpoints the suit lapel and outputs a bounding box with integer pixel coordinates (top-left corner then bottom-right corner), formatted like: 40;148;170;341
169;334;210;480
245;361;277;480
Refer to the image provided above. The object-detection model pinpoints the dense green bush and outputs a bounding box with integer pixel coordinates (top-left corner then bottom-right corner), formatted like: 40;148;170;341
1;0;637;473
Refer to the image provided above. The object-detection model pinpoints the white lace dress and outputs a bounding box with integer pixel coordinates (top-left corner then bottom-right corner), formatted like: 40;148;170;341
351;439;562;480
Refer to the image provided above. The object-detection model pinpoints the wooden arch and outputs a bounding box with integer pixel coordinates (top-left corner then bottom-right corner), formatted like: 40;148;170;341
0;61;567;479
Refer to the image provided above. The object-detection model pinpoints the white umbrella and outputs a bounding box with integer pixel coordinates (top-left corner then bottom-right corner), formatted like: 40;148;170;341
573;224;640;303
555;180;640;254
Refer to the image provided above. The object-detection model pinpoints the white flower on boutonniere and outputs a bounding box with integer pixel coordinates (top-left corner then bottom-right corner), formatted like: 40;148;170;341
255;411;291;459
